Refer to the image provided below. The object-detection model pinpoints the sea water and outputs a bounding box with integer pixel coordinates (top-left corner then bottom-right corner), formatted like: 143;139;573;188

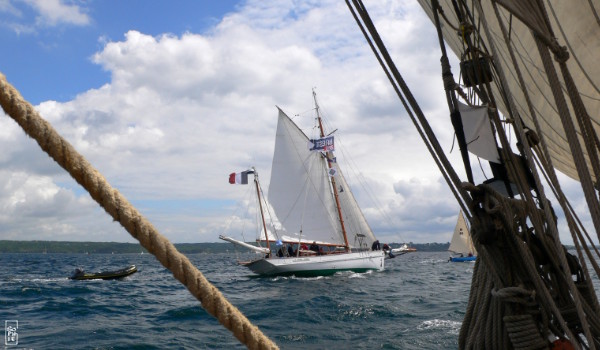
0;251;472;349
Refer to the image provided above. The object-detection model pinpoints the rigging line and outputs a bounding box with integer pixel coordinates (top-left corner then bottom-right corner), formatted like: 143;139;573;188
587;0;600;27
532;147;600;326
548;1;600;95
257;178;280;243
347;0;471;216
334;133;408;242
492;6;574;150
485;2;598;345
532;147;600;276
313;108;351;245
473;3;548;206
314;100;379;237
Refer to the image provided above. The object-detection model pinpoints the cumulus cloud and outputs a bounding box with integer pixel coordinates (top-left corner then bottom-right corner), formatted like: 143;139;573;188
0;0;523;244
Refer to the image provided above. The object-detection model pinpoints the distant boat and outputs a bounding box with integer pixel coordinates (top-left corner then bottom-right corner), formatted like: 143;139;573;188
383;243;417;259
393;243;417;254
448;211;476;262
70;265;138;280
221;91;385;276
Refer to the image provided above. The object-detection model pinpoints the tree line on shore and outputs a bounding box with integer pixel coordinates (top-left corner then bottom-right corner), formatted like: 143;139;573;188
0;240;452;254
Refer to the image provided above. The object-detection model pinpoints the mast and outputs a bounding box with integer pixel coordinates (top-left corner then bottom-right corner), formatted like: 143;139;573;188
253;168;270;253
313;90;350;251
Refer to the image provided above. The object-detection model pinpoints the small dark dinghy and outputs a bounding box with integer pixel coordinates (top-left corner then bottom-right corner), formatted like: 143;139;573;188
70;265;138;280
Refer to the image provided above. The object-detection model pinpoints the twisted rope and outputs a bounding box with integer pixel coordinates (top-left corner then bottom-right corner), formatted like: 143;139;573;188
0;73;278;350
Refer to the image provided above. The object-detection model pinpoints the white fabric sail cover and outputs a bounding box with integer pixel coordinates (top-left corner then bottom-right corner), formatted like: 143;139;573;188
268;109;344;245
458;102;500;163
448;211;476;255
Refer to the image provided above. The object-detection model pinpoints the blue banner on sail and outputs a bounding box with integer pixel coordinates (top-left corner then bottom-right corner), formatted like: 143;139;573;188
308;136;334;152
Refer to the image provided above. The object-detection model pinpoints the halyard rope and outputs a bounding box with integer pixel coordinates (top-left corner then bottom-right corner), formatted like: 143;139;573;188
0;72;278;350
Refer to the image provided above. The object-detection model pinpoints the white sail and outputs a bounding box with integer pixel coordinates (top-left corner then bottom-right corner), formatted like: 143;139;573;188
331;162;377;249
448;211;476;256
417;0;600;182
268;108;344;245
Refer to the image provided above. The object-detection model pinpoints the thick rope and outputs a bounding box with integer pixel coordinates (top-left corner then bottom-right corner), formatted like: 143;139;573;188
490;0;600;329
457;183;595;349
0;73;278;350
534;36;597;348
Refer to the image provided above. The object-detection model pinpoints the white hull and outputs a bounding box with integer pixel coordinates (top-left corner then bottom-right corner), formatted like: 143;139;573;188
243;250;385;276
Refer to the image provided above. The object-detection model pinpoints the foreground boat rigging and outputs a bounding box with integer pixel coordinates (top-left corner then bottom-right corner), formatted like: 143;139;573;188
348;0;600;348
222;93;385;276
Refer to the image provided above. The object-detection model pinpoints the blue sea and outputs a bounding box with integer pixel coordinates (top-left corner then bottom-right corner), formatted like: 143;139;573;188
0;251;472;349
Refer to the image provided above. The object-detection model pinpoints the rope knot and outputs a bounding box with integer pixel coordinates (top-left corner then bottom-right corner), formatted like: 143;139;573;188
553;45;569;63
458;22;473;39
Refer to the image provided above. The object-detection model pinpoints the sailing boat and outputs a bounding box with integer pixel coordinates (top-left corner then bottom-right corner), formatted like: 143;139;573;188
448;210;476;262
221;93;385;276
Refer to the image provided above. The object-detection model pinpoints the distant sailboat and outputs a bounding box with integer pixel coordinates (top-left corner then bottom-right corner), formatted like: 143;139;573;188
448;210;476;262
221;92;385;276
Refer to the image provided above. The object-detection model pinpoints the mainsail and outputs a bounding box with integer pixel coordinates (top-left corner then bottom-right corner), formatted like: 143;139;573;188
268;108;376;249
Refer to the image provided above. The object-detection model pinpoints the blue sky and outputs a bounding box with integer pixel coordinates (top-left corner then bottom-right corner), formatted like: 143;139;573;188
0;0;586;245
1;1;239;104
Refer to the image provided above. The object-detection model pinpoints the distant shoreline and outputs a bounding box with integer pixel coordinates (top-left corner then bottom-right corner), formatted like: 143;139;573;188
0;240;228;254
0;240;452;254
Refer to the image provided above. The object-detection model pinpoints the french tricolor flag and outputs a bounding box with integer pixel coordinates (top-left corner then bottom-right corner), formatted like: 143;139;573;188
229;170;254;184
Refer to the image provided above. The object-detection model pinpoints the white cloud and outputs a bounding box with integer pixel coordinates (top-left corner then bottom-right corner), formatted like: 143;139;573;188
0;1;466;243
26;0;89;26
0;0;20;16
5;0;581;247
0;0;89;35
0;170;127;241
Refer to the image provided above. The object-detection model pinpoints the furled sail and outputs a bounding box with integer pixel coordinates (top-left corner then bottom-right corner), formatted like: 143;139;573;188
268;108;344;245
417;0;600;182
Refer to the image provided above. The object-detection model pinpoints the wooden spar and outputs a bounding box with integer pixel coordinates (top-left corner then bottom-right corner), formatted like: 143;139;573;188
253;170;270;253
313;90;350;251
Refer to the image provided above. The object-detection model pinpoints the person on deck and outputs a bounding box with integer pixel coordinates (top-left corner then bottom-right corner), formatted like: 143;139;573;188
371;240;381;251
287;244;295;257
309;241;319;254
